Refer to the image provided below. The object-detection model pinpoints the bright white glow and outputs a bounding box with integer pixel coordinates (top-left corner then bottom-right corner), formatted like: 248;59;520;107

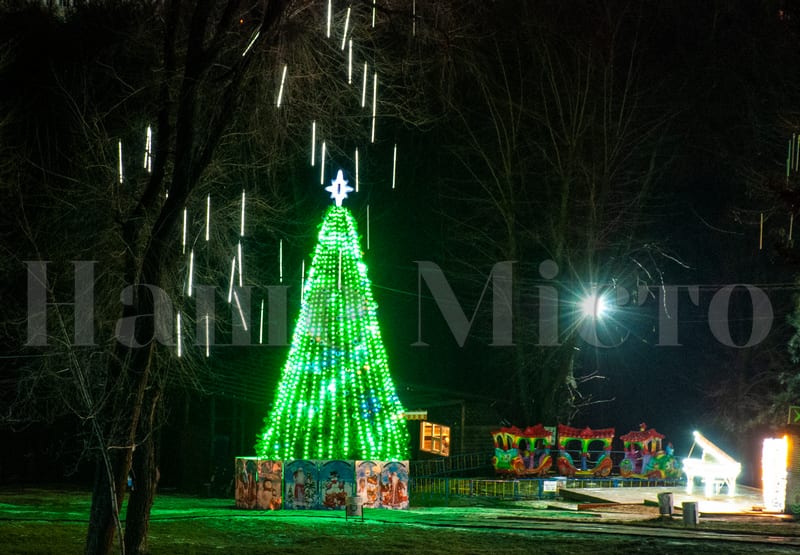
240;190;246;236
580;292;609;319
311;121;316;166
301;260;305;303
279;239;283;283
238;241;243;287
276;64;288;107
181;208;187;254
372;0;376;27
762;436;789;512
187;249;194;297
371;72;378;143
320;141;326;185
118;140;124;184
205;195;210;241
326;0;332;38
361;63;368;107
204;314;210;358
176;312;182;358
259;299;265;344
228;256;236;303
392;144;397;189
348;40;353;84
242;30;260;56
340;7;351;50
144;126;152;173
326;169;354;207
355;148;360;192
683;430;741;497
233;290;248;331
367;204;370;250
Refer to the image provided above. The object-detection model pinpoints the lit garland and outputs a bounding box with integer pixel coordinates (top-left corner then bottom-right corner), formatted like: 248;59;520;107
255;203;409;461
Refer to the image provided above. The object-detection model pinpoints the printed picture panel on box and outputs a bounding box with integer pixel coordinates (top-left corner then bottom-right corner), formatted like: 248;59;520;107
317;460;355;509
235;457;258;509
256;459;283;510
356;460;383;508
284;459;318;509
380;460;409;510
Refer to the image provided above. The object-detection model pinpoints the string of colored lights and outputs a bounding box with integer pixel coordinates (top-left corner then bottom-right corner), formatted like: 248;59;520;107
255;204;409;461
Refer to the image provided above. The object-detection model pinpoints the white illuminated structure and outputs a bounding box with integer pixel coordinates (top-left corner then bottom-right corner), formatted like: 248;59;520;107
762;436;789;512
683;430;741;497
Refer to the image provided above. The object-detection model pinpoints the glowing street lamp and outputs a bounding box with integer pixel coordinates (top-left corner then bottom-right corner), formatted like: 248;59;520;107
579;292;610;320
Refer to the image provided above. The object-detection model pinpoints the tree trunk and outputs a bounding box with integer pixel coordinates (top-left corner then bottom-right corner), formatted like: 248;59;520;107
85;451;128;555
124;406;159;555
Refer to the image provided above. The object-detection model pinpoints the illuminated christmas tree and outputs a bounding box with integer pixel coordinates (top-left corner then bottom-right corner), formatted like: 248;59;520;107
255;170;409;461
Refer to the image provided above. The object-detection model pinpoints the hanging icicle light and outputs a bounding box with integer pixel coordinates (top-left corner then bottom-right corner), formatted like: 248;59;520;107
238;241;244;287
355;148;360;192
143;126;152;173
205;194;210;242
276;64;288;107
392;144;397;189
371;72;378;143
279;239;284;283
118;140;124;184
182;208;187;254
361;62;368;108
187;249;194;297
320;141;327;185
240;190;246;236
311;121;317;166
204;314;210;357
341;6;351;50
228;256;236;303
259;299;265;345
176;312;183;358
348;40;353;84
326;0;332;38
233;290;248;331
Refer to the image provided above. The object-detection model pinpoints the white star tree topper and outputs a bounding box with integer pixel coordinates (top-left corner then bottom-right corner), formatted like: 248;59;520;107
326;169;354;206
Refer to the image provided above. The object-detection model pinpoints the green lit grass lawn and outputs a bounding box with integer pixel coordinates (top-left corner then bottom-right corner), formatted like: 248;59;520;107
1;487;799;554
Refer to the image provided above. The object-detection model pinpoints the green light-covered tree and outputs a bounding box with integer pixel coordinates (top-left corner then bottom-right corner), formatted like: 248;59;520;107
256;171;409;461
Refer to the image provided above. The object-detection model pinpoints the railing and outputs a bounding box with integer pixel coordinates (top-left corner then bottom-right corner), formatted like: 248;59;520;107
409;475;685;504
410;451;493;478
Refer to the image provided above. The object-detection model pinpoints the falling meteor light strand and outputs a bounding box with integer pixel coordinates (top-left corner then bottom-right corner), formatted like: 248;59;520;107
182;208;187;254
233;290;248;331
143;126;152;173
238;241;244;287
228;256;236;303
311;121;316;166
242;30;260;56
205;195;210;241
118;140;124;184
341;6;351;50
176;312;182;357
259;299;265;344
355;148;360;192
320;141;327;185
348;40;353;84
361;63;368;108
392;144;397;189
326;0;332;38
240;190;246;236
279;239;284;283
276;64;288;107
371;72;378;143
187;249;194;297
